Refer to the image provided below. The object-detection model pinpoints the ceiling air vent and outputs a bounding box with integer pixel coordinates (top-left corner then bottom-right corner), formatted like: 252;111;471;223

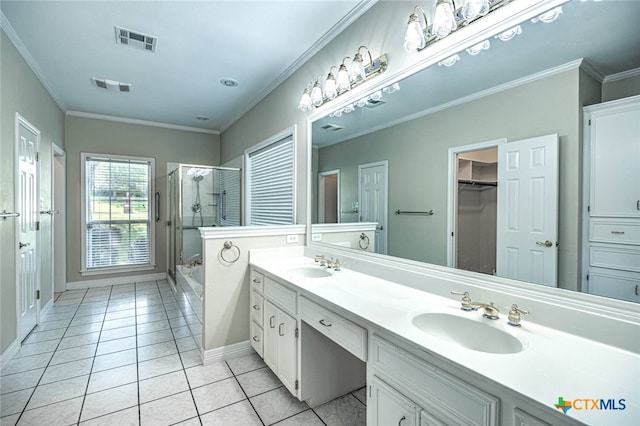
364;99;386;109
321;124;344;132
115;26;157;52
92;78;132;93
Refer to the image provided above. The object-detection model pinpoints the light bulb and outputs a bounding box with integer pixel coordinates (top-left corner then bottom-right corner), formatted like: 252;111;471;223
532;6;563;24
495;25;522;42
310;81;323;107
323;73;337;100
298;88;311;111
336;64;351;93
461;0;490;21
350;54;366;82
432;0;457;39
465;39;490;56
438;54;460;67
404;13;426;52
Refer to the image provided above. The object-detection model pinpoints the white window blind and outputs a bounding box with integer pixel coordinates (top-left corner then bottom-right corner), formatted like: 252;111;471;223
247;136;295;225
219;169;241;227
84;155;153;269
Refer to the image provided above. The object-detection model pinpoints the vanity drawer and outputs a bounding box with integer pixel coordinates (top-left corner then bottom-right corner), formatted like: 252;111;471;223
371;336;498;426
588;268;640;302
589;245;640;272
590;219;640;245
300;297;367;361
251;270;265;293
264;277;297;315
250;320;263;358
250;290;264;326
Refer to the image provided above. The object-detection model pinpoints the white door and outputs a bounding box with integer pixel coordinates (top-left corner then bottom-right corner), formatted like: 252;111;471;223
263;300;278;373
16;115;40;341
359;161;388;254
496;134;559;286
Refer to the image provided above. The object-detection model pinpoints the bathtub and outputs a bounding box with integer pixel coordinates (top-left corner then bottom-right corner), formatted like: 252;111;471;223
175;264;204;347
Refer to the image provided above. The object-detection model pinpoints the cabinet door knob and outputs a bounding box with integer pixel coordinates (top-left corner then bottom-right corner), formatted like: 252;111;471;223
253;278;260;283
398;415;406;425
278;323;285;336
252;304;260;310
252;336;260;342
270;316;275;328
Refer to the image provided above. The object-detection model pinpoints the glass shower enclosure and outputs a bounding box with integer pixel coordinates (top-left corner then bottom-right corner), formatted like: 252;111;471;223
167;164;241;282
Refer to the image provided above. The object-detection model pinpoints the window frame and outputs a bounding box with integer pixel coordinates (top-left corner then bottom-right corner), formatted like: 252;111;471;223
244;126;297;226
80;152;156;276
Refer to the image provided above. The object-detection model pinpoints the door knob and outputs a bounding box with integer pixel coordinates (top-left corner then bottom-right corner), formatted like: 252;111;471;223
376;225;384;231
536;240;553;248
19;242;30;249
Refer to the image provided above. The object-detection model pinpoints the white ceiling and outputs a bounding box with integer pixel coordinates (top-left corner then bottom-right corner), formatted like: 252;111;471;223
1;0;374;133
313;0;640;147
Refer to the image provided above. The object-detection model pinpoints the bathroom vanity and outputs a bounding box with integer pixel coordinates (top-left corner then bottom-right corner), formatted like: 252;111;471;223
249;248;638;426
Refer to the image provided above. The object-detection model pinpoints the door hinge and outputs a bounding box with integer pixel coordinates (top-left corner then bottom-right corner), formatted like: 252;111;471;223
36;290;40;300
586;274;589;281
451;231;454;237
36;221;40;231
295;328;299;339
587;205;590;213
369;385;372;398
295;380;299;390
36;152;40;162
588;119;591;126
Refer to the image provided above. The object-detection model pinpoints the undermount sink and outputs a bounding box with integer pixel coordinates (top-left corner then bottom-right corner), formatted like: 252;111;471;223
412;313;524;354
287;266;333;279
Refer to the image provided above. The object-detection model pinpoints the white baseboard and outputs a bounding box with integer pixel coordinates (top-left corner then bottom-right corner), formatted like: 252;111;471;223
202;340;255;365
66;272;167;290
0;340;20;369
40;297;54;320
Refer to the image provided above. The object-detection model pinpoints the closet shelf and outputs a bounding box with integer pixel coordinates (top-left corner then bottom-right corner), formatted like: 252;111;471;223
458;179;497;187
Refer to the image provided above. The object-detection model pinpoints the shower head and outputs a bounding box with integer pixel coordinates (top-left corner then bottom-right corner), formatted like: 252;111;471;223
187;167;212;179
192;175;204;183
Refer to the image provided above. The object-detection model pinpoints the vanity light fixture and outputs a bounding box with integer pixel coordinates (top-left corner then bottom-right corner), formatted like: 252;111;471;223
297;45;388;111
323;66;339;100
403;0;511;53
433;0;458;39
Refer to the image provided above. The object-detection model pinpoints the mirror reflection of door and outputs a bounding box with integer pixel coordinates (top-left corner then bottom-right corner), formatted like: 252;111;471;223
318;170;340;224
455;147;498;276
359;161;388;255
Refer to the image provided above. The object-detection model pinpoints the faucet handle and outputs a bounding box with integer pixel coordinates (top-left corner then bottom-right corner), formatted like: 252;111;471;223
451;291;473;311
507;304;529;327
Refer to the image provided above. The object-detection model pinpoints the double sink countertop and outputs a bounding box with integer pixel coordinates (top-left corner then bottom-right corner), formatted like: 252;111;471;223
249;254;639;426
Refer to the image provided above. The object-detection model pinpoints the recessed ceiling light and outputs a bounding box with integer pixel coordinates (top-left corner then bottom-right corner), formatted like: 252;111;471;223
196;116;210;121
220;78;239;87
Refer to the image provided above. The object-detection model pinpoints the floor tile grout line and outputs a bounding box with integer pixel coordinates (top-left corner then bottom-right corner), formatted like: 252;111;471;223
156;279;204;425
226;362;267;426
75;284;114;425
11;288;88;425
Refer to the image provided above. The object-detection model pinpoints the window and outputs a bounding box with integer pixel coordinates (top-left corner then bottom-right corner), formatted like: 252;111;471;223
245;130;295;225
81;153;155;273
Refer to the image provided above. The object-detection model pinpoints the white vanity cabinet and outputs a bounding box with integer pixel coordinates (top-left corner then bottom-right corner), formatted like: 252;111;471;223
370;376;421;426
584;95;640;302
249;270;265;356
259;274;299;396
369;334;499;426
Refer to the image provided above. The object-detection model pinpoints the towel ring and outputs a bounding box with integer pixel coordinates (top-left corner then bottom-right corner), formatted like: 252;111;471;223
358;233;370;250
220;240;241;263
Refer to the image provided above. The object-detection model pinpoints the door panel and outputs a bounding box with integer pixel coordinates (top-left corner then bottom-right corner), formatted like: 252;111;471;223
359;162;388;254
17;116;40;341
497;134;559;286
263;300;278;372
278;310;297;396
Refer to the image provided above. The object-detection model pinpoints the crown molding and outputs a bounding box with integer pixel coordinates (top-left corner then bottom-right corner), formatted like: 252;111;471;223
1;11;67;113
66;111;220;135
579;59;605;83
219;0;378;133
603;67;640;83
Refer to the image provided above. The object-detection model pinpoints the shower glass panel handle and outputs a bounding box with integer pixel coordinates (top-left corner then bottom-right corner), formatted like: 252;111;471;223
221;190;226;221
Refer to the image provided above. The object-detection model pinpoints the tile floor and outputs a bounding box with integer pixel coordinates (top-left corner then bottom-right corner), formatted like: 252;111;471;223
0;280;366;425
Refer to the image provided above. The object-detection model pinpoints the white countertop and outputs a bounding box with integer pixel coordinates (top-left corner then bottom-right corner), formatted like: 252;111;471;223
250;254;640;426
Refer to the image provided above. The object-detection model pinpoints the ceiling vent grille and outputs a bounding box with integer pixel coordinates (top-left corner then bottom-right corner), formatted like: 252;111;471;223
92;78;132;93
321;124;344;132
115;26;157;52
364;99;386;109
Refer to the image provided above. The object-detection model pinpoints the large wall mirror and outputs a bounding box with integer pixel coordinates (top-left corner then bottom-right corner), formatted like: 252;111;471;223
310;0;640;301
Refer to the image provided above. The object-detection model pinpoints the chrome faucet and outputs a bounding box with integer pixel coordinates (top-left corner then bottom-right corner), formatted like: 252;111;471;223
314;254;341;270
187;253;202;267
451;291;500;320
507;304;529;327
470;302;500;320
